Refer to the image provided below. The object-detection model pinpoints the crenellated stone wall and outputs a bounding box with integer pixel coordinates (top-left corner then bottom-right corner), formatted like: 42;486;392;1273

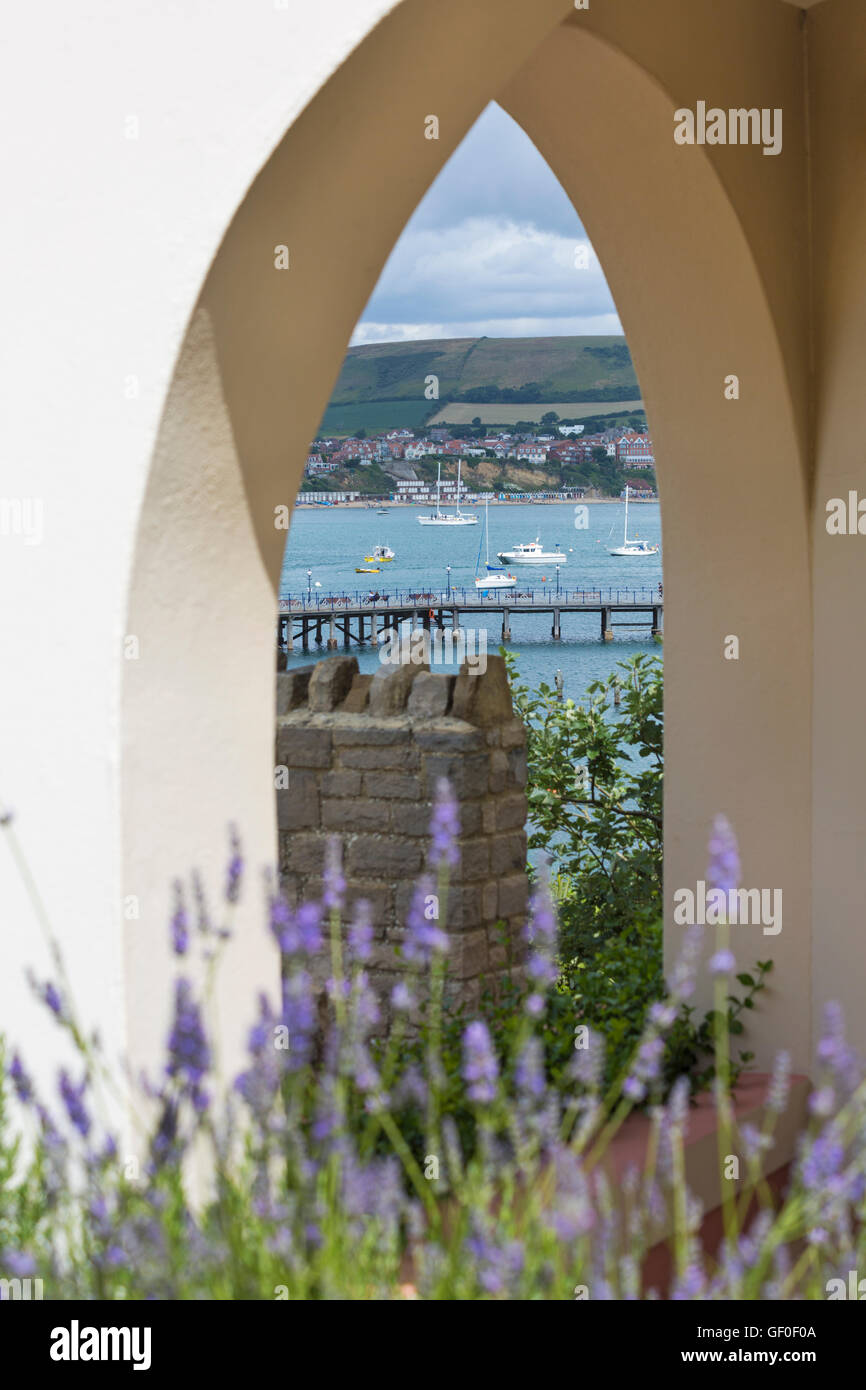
275;654;528;1007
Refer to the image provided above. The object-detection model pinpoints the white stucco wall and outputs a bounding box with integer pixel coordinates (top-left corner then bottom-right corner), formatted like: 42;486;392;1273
0;0;403;1084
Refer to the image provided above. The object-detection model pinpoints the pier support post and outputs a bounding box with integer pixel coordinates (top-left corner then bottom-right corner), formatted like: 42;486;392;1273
370;612;378;647
652;606;662;638
601;608;613;642
501;608;511;642
358;615;365;646
286;620;293;653
302;619;309;653
552;607;561;641
327;614;337;650
315;618;323;646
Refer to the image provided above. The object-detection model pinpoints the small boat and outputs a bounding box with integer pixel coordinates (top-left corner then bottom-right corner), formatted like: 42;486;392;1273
365;544;395;562
496;538;567;566
475;498;517;591
608;485;660;556
377;508;390;515
418;461;479;526
356;566;380;573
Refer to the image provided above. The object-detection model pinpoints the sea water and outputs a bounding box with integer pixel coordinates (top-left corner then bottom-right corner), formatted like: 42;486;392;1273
280;500;663;703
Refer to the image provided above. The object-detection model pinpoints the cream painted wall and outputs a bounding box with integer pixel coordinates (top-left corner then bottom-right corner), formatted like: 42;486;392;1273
500;5;812;1066
810;0;866;1063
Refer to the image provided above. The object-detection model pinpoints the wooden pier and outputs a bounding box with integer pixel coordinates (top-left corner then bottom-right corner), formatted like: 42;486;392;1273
277;586;663;652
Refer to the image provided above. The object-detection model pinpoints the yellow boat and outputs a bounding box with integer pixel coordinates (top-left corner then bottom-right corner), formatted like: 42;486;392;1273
356;566;380;573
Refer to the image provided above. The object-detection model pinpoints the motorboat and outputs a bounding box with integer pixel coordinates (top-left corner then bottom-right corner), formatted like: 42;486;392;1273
496;538;567;566
365;544;395;562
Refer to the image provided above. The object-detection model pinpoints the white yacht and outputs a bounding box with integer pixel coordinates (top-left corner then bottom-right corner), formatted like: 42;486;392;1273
418;461;478;526
475;497;517;591
496;538;567;566
608;484;660;556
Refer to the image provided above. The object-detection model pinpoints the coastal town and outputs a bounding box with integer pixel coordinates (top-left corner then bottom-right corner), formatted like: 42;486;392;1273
300;423;658;506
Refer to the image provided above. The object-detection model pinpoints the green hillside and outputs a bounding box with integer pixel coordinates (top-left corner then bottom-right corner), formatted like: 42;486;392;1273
318;335;640;434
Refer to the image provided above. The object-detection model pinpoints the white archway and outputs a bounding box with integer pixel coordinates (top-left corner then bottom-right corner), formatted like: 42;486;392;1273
120;0;811;1086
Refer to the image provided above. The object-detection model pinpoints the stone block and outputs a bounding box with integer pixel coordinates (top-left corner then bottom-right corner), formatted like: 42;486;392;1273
507;748;528;788
488;749;509;794
322;798;385;831
451;655;513;727
368;662;427;716
501;718;527;750
422;752;489;800
276;723;333;769
414;725;486;754
496;793;527;832
276;771;320;831
397;801;436;837
276;665;314;714
333;724;409;747
459;838;490;881
407;672;455;719
364;772;423;800
341;744;417;771
321;769;362;798
281;832;327;877
498;872;529;919
346;836;423;879
481;880;498;922
308;656;359;712
490;831;527;876
339;672;373;713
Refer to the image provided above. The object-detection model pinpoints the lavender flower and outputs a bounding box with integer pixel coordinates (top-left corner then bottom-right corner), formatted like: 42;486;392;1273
170;882;189;957
429;778;460;869
524;869;558;1008
165;979;211;1103
225;824;243;904
347;900;373;961
323;836;345;913
391;981;414;1013
58;1069;91;1138
707;814;741;894
708;948;736;977
404;877;448;963
9;1052;33;1104
766;1050;791;1113
462;1021;498;1104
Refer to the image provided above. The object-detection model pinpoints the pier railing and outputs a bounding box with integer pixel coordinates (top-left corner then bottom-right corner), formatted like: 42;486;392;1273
280;586;662;611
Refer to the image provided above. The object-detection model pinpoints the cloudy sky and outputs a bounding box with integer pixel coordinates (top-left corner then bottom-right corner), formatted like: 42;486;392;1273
351;103;621;345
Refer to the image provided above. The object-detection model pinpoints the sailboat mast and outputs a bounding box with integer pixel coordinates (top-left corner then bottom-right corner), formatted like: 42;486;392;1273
456;459;462;515
485;495;490;566
436;462;441;517
623;483;629;544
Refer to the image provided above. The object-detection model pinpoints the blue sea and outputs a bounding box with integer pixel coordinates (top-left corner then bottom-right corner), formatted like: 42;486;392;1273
280;501;663;701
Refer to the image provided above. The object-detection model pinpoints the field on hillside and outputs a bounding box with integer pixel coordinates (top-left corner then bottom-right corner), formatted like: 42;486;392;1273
323;335;640;409
320;399;436;436
428;400;644;426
